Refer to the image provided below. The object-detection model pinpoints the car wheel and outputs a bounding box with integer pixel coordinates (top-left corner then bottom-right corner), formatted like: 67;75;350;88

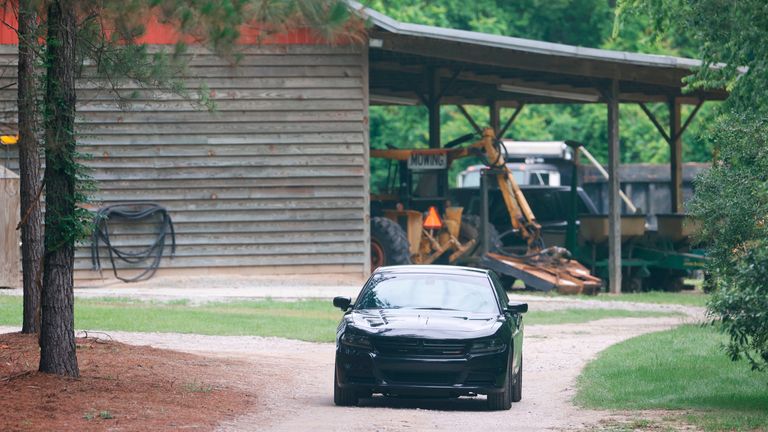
487;361;512;410
511;357;522;403
333;369;359;407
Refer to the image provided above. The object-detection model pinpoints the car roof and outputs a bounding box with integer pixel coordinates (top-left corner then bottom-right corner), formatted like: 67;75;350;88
373;265;490;277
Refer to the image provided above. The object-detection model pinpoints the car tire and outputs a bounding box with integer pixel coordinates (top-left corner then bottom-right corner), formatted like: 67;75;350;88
487;361;512;410
333;369;359;407
370;217;411;271
511;357;522;403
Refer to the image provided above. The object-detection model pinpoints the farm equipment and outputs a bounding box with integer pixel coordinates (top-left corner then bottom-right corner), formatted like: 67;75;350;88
574;213;706;291
370;142;482;268
453;139;706;292
370;128;602;294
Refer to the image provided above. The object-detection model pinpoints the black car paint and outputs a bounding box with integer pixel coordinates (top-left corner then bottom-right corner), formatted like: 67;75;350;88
334;266;525;399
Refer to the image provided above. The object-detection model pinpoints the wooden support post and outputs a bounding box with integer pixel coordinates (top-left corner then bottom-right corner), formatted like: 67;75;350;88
489;100;500;135
607;80;621;294
498;103;524;140
669;98;683;213
457;105;483;135
427;67;441;149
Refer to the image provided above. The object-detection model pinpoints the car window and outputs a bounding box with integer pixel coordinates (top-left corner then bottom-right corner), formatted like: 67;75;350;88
356;273;499;314
488;272;509;305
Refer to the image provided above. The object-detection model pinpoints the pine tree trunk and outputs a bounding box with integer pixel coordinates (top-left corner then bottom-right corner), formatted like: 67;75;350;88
39;0;79;377
18;0;43;335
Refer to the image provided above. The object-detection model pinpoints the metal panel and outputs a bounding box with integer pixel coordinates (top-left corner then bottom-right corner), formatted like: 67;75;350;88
0;44;367;279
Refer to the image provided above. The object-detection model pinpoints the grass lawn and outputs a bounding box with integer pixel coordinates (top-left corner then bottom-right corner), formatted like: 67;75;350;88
0;296;679;342
575;324;768;431
523;308;681;325
518;290;709;307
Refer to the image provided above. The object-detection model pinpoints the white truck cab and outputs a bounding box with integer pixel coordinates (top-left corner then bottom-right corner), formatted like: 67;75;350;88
456;141;573;187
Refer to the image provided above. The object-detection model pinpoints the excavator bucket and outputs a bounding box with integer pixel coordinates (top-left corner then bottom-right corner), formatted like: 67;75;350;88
481;251;602;295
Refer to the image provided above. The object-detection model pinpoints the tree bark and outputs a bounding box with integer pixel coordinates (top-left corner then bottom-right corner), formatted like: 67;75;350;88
39;0;79;377
18;0;43;335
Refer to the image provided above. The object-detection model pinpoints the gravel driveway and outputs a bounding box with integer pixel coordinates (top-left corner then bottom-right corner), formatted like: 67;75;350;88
0;284;705;431
57;309;701;431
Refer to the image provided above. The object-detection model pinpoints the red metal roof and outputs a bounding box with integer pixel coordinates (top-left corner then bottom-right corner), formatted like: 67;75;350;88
0;7;324;45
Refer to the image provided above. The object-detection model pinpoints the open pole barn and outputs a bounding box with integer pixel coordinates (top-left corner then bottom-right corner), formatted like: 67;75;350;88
0;3;727;290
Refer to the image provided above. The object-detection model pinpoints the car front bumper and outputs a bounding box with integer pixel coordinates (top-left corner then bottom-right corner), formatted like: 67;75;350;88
335;344;510;397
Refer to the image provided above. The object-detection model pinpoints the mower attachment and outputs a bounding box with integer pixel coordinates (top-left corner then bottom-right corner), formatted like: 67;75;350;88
482;250;602;295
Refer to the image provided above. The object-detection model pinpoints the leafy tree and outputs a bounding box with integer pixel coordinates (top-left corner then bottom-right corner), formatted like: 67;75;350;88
619;0;768;370
15;0;354;377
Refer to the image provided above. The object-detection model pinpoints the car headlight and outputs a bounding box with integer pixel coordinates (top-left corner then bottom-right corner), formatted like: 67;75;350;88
341;331;372;349
470;338;506;354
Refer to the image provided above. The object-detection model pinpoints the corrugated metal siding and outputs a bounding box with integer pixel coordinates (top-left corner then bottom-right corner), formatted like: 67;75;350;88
0;44;369;279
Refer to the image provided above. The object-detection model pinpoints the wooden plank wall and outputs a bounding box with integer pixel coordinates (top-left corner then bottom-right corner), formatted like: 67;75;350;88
0;165;20;288
0;44;370;281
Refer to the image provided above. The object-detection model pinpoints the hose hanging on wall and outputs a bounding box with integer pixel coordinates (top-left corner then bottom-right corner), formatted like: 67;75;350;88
91;202;176;283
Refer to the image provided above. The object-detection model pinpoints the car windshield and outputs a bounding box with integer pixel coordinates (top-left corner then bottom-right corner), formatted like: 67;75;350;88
355;273;499;314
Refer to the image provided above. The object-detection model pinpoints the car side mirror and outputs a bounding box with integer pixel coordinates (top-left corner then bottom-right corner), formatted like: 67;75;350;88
506;301;528;314
333;296;352;311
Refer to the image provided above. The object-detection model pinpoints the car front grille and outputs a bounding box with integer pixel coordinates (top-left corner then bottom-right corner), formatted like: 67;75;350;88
382;371;458;385
374;338;468;358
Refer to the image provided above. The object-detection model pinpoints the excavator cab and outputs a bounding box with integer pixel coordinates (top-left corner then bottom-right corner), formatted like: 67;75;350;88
370;147;481;269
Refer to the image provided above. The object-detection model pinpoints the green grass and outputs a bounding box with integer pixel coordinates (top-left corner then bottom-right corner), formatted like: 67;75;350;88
0;296;341;342
575;324;768;431
0;296;680;342
524;308;681;325
518;290;709;307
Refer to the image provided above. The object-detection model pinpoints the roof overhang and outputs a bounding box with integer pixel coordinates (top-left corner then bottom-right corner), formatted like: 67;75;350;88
350;2;728;106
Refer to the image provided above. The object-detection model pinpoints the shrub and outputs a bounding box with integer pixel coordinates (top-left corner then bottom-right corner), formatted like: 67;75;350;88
690;112;768;370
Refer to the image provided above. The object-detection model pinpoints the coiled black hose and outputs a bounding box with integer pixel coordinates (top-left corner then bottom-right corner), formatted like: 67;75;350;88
91;202;176;283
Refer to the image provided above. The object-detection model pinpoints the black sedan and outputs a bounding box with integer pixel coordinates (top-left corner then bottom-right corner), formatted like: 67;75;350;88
332;265;527;410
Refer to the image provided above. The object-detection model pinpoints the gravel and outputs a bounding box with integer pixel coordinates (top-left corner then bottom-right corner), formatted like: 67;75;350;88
0;276;706;431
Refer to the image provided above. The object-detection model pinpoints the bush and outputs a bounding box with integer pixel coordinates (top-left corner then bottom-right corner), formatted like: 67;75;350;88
689;112;768;370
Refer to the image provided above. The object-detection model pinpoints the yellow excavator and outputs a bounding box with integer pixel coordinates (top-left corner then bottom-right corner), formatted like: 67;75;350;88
370;128;601;295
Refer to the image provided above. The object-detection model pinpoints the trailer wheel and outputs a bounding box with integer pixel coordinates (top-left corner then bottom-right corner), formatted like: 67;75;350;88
370;217;411;270
643;270;684;292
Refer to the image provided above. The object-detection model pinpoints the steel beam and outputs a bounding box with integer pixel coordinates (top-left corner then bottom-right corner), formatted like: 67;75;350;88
607;80;622;294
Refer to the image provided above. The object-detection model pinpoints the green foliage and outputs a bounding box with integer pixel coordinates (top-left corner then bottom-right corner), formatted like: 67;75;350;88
367;0;717;191
620;0;768;371
575;324;768;431
689;113;768;371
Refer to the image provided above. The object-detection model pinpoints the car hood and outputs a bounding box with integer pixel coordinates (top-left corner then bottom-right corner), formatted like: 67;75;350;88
348;309;502;339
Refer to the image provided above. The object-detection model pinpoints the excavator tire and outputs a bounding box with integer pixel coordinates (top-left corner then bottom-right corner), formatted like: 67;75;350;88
462;215;502;253
456;215;502;265
370;217;411;271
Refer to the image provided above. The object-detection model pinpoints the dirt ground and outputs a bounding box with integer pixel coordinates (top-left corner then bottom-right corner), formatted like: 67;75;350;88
0;294;705;431
0;332;257;432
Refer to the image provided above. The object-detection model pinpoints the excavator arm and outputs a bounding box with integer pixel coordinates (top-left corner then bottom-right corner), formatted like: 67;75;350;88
468;128;603;294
